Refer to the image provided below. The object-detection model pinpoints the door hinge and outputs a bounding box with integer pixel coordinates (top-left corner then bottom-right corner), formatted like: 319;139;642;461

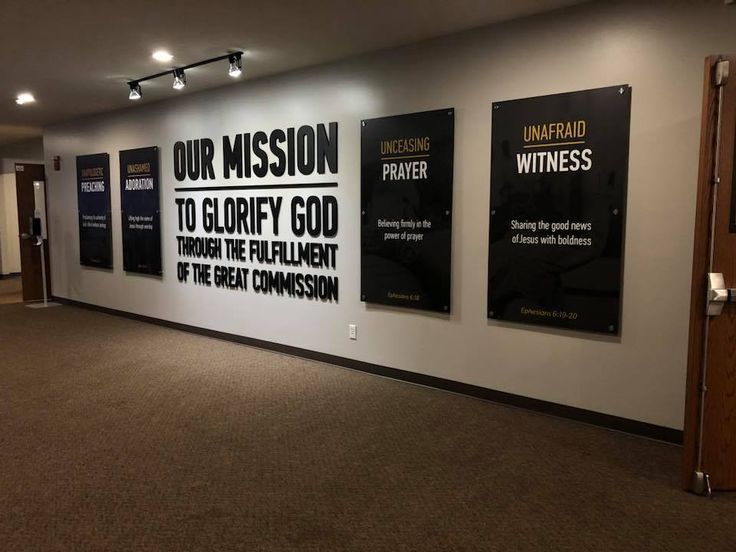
715;59;730;87
693;470;712;497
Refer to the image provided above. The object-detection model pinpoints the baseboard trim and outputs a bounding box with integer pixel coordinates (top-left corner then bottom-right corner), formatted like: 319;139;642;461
54;296;683;445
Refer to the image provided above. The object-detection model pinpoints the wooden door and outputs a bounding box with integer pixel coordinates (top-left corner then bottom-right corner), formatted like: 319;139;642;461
683;55;736;492
15;163;50;301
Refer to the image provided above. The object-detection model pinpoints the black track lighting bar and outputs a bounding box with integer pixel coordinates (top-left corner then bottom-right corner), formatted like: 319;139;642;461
127;52;243;87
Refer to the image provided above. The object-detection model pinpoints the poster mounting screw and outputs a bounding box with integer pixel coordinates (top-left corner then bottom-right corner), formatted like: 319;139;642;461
445;210;450;216
447;110;453;116
444;305;449;311
619;87;625;94
608;325;616;332
612;208;619;215
491;209;496;216
361;121;366;127
361;294;366;301
361;210;365;215
489;311;495;317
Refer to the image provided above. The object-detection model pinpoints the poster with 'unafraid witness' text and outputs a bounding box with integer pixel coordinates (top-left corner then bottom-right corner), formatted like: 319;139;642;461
488;86;631;334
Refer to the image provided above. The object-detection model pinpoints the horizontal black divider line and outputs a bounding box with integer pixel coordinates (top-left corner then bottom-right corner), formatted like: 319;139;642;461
54;297;683;445
175;182;338;192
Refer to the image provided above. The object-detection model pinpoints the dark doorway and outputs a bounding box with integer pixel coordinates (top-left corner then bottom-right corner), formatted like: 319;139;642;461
15;163;50;302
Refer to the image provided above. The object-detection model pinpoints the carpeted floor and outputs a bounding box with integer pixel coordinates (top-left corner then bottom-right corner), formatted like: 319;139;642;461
0;303;734;551
0;275;22;304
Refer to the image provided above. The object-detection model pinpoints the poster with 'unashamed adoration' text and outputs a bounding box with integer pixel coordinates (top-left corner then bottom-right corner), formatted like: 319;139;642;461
120;146;162;275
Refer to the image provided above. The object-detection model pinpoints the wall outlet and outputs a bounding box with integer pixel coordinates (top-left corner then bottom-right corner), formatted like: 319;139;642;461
349;324;357;340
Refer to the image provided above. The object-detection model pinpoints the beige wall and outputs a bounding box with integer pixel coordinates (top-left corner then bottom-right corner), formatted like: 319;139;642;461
0;173;21;275
43;0;736;429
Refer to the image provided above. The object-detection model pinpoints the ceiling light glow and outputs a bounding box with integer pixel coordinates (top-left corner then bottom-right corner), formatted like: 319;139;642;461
152;50;174;62
16;92;35;105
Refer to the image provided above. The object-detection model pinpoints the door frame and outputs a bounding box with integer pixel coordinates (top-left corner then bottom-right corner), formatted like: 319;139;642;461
14;163;51;301
682;55;731;491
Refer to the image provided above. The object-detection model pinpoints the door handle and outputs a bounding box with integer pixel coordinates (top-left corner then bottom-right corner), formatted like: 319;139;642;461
707;272;736;315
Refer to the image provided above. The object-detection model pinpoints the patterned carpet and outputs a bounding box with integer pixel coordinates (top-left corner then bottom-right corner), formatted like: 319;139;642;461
1;302;734;551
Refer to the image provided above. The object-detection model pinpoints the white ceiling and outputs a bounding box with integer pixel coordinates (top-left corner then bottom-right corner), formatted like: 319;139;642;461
1;0;588;145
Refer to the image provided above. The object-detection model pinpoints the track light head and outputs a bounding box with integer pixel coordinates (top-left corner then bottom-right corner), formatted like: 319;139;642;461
128;82;142;100
172;69;186;90
127;51;243;97
228;53;242;78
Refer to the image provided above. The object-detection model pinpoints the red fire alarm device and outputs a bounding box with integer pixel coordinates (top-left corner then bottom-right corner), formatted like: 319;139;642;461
53;156;60;171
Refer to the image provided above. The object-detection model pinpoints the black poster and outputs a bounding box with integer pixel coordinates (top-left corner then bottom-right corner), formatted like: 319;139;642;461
361;108;454;312
77;153;112;268
488;85;631;333
120;147;162;275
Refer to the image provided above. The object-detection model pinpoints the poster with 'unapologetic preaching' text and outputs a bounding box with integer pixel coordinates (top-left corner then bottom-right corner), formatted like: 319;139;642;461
488;86;631;333
361;108;454;313
77;153;112;269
